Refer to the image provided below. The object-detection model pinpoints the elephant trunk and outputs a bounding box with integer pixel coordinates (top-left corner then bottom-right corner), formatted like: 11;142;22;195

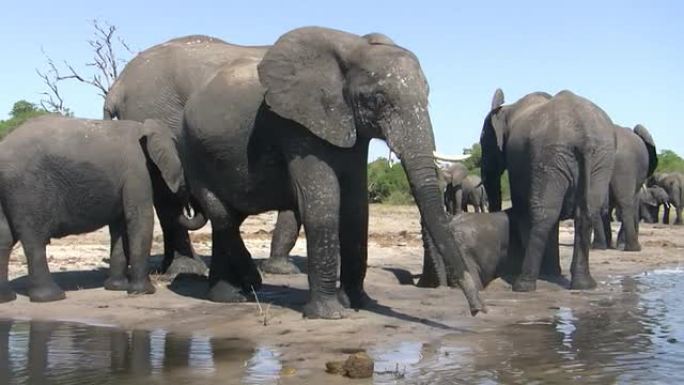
385;112;485;315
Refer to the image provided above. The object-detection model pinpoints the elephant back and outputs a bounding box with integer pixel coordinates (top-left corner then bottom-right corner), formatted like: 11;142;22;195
633;124;657;176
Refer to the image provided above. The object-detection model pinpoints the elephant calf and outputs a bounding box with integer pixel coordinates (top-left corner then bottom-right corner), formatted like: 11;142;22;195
638;185;670;223
0;116;186;303
423;210;522;289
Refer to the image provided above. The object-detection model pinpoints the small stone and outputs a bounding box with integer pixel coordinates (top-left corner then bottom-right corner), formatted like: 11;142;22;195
343;352;374;379
325;361;345;374
668;338;678;344
280;366;297;376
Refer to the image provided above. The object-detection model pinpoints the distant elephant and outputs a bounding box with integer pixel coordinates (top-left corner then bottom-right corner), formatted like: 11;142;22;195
0;116;186;302
648;172;684;225
592;124;657;251
438;162;469;215
480;89;616;292
422;209;523;289
461;175;488;213
638;185;670;223
173;27;485;318
105;35;299;276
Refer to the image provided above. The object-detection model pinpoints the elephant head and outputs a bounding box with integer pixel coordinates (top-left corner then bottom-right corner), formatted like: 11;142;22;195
140;120;205;229
258;27;484;314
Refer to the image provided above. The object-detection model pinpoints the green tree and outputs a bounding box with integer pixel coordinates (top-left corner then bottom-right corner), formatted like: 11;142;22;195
367;158;412;204
0;100;50;139
656;150;684;173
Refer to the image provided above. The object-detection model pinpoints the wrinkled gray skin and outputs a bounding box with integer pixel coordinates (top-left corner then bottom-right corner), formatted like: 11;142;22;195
648;172;684;225
104;35;299;277
592;124;657;251
423;210;522;289
461;175;488;213
480;89;616;292
638;185;670;223
0;116;185;303
178;26;484;318
440;163;469;215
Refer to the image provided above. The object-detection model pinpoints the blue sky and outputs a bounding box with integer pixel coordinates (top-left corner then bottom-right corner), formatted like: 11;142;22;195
1;1;682;158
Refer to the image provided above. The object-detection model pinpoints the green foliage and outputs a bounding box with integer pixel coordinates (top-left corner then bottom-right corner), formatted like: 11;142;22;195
0;100;50;139
462;142;510;201
656;150;684;173
367;158;413;204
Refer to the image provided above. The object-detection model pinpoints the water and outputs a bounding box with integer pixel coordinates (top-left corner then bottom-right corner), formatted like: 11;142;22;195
1;269;683;384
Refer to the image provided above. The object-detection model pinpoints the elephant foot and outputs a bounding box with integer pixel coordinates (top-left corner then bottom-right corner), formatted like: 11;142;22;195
208;281;247;303
0;283;16;303
570;274;597;290
512;277;537;292
104;276;129;291
163;256;208;278
303;293;346;319
29;282;66;302
259;257;301;275
675;220;683;226
621;242;642;252
338;286;374;310
591;241;608;250
127;278;156;295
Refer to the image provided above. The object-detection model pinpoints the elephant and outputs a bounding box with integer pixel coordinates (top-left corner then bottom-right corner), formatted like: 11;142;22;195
437;161;469;215
638;185;670;223
0;116;185;302
104;35;300;276
461;175;488;213
480;89;616;292
592;124;657;251
422;209;523;289
175;26;484;318
647;172;684;225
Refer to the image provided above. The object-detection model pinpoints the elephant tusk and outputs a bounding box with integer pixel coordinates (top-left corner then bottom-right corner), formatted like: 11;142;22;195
433;151;471;162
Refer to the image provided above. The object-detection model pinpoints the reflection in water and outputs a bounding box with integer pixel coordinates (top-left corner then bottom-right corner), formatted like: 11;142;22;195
376;270;684;384
0;319;281;385
1;270;683;384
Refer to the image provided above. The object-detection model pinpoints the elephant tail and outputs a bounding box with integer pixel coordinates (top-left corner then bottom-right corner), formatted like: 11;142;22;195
103;81;124;120
634;124;657;177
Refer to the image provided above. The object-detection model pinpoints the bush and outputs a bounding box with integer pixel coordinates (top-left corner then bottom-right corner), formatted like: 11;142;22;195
657;150;684;173
367;158;411;204
0;100;50;139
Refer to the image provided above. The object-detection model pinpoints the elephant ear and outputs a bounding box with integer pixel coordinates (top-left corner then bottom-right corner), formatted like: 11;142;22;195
258;27;361;148
362;33;396;46
491;88;505;111
633;124;658;176
141;119;184;194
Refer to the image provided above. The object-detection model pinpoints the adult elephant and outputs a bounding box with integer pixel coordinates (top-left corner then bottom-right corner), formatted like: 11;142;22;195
435;160;468;215
638;185;670;223
104;35;301;276
648;172;684;225
592;124;657;251
480;89;616;292
178;27;484;318
461;175;487;213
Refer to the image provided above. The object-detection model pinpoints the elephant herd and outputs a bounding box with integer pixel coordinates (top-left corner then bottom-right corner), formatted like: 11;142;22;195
0;26;678;320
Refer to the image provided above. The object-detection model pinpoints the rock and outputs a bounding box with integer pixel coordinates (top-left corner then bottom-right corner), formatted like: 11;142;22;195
342;352;374;379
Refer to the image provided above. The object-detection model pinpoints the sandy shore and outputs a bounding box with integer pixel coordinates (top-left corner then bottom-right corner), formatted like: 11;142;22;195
1;204;683;381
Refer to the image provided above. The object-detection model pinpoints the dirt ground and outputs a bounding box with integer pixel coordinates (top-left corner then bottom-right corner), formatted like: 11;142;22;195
2;204;683;381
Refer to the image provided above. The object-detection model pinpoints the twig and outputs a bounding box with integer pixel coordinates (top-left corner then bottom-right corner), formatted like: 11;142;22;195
251;285;270;326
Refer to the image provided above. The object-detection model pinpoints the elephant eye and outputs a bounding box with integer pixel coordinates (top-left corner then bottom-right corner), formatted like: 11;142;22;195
373;92;387;108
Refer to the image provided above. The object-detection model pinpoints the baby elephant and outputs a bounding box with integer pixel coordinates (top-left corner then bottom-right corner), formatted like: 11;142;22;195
0;116;186;302
424;210;522;289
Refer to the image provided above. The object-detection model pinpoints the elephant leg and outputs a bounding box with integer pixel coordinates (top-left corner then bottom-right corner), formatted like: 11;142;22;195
122;195;155;295
104;219;130;291
454;188;464;214
21;235;64;302
154;183;206;277
339;156;371;309
675;204;683;225
288;156;345;319
260;210;302;274
619;201;640;251
513;167;567;292
0;207;16;303
540;221;562;277
208;213;261;303
662;203;670;224
591;214;608;250
417;220;448;288
27;321;57;385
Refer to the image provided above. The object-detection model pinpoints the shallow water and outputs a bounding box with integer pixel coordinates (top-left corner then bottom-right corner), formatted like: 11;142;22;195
2;269;683;384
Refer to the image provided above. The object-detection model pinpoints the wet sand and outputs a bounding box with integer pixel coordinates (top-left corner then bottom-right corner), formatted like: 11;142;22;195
2;204;683;382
